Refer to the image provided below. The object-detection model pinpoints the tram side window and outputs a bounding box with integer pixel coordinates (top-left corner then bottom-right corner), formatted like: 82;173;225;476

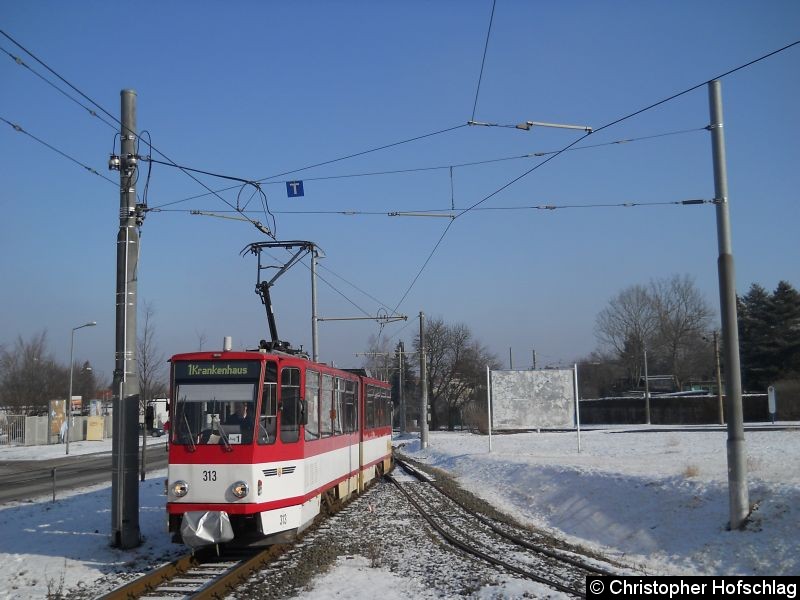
305;370;320;441
320;375;333;438
383;388;392;427
344;380;358;433
258;361;278;445
375;387;384;428
364;385;390;430
366;385;375;429
280;367;301;443
333;378;345;435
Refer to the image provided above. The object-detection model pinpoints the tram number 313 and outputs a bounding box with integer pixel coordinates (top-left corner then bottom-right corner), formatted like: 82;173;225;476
202;470;217;482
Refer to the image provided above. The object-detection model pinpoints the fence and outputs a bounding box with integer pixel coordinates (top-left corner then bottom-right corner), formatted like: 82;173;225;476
577;392;800;425
0;415;26;445
0;415;113;446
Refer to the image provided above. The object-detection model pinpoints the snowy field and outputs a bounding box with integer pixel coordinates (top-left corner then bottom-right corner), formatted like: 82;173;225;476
0;425;797;598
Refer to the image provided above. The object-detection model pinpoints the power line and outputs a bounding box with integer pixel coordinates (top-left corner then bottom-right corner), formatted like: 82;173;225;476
260;124;470;182
148;126;706;210
387;39;800;314
471;0;497;122
3;29;468;238
315;261;397;316
1;115;118;186
144;156;277;234
1;29;276;237
391;219;455;317
255;245;375;319
456;39;800;219
594;38;800;135
154;196;715;218
1;30;121;127
148;123;469;210
0;44;118;130
145;157;257;184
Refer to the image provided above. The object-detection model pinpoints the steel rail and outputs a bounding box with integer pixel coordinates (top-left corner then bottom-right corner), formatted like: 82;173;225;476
97;552;199;599
387;471;585;598
395;458;616;577
190;544;290;600
99;474;384;598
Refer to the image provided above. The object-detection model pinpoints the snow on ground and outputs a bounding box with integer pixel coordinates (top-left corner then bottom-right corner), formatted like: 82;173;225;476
399;425;800;577
0;425;797;599
0;438;114;461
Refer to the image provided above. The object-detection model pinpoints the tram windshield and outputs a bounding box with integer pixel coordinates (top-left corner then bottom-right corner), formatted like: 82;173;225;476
173;382;257;447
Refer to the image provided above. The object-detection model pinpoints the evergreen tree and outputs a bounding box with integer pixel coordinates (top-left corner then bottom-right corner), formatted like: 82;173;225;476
738;283;775;389
738;281;800;389
770;281;800;377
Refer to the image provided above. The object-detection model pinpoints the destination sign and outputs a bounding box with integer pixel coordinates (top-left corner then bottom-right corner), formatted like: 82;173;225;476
174;361;261;380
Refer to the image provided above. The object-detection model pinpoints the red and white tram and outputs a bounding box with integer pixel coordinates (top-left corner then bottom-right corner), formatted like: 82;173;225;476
166;347;393;547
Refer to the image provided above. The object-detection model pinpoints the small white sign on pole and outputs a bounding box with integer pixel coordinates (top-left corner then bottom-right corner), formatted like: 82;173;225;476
768;386;776;423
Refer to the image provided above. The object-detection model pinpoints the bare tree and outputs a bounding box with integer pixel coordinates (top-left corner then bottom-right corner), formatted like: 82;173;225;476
595;284;657;384
138;301;167;481
361;334;394;381
595;275;715;390
195;329;207;351
72;360;98;410
649;275;714;387
138;301;167;407
414;317;499;430
0;331;67;414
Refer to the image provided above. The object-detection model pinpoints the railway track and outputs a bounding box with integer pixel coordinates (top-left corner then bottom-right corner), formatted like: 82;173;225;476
97;544;289;600
390;458;620;598
98;478;378;600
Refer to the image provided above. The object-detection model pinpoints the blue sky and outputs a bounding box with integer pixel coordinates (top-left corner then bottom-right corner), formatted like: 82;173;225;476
2;1;799;384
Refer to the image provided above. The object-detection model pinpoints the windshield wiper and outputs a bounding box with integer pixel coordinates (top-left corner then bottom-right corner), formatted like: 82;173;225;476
182;413;196;452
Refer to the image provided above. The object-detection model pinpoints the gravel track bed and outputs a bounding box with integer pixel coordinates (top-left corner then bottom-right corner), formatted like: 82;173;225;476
231;462;624;599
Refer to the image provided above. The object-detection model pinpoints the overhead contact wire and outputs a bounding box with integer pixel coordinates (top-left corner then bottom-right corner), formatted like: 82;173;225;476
1;115;117;186
389;40;800;313
471;0;497;122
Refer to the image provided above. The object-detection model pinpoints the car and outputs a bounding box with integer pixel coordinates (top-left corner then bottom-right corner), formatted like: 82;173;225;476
138;423;165;437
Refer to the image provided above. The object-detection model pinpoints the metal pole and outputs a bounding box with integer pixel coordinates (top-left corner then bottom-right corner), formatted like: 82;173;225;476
399;342;405;433
111;89;141;548
644;347;651;424
532;349;536;370
66;331;75;456
311;247;319;362
714;331;724;425
574;363;581;453
508;347;513;369
419;311;429;449
486;365;492;452
709;79;749;529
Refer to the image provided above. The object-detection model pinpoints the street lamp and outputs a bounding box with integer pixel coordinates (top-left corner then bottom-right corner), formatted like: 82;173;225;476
66;321;96;455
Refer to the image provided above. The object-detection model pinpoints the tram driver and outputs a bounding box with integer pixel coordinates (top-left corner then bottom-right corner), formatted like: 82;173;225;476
226;401;254;443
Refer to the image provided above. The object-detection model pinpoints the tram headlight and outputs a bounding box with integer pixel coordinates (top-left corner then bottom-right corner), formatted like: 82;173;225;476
171;480;189;498
231;481;249;499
